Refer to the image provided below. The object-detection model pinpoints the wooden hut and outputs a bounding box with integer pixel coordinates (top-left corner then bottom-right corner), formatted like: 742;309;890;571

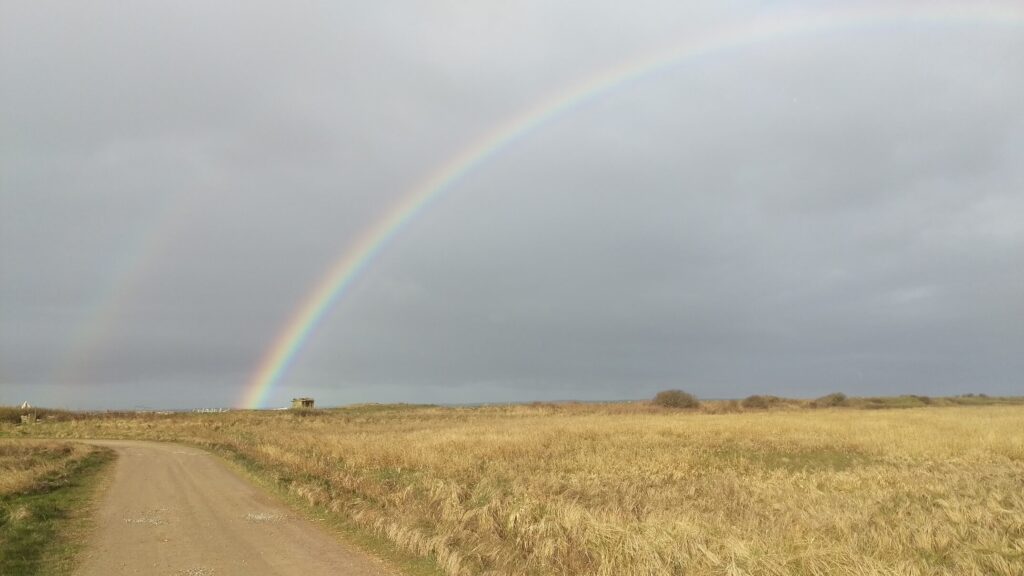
291;397;315;409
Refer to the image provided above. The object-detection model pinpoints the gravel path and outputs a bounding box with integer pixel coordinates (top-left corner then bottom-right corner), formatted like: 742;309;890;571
76;440;394;576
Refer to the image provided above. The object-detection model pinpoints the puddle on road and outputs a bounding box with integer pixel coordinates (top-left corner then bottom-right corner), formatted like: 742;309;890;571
244;512;285;522
175;568;214;576
123;516;166;525
124;507;169;525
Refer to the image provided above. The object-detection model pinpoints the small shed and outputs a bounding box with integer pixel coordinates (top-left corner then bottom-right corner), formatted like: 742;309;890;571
291;397;315;409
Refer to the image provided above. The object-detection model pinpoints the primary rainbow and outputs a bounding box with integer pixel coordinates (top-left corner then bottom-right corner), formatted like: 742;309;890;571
241;3;1023;408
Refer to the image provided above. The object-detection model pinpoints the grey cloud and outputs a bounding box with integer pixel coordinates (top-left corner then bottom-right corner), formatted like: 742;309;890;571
2;1;1022;408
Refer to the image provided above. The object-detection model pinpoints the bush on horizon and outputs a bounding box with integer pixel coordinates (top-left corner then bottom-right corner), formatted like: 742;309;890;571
741;395;785;409
653;390;700;409
812;392;848;408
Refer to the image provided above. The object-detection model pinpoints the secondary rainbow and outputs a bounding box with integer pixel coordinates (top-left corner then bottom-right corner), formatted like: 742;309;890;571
53;193;185;399
242;3;1023;408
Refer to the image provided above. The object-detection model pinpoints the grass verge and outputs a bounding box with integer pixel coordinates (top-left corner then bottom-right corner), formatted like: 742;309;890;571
0;447;115;576
215;447;444;576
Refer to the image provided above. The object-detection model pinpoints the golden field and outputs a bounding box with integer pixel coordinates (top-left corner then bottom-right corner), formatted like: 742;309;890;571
4;402;1023;576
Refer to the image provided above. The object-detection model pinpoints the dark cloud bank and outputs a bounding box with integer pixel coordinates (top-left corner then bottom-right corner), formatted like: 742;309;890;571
2;1;1021;408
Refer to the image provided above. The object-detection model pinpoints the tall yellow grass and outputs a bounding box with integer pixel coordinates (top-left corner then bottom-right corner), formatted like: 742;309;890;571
7;404;1023;575
0;440;98;496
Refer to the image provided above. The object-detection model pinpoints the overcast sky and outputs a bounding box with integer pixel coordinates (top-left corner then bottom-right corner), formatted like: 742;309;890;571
2;1;1022;409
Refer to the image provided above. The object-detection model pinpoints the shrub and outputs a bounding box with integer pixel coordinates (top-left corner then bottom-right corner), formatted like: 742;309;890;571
741;395;783;409
653;390;700;409
812;392;848;408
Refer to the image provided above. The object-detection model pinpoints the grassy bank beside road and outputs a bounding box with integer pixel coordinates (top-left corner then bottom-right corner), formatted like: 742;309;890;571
4;402;1023;575
0;441;114;576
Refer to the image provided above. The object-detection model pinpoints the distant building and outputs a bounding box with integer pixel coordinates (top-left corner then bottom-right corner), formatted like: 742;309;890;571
291;397;314;409
19;401;35;424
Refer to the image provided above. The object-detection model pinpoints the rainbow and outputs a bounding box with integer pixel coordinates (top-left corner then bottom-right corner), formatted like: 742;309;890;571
241;3;1024;408
53;192;186;399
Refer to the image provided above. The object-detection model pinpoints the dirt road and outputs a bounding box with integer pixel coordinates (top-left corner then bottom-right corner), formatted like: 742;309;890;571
76;440;394;576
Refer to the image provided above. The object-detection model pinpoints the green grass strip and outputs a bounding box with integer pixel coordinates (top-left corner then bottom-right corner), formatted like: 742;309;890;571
0;448;115;576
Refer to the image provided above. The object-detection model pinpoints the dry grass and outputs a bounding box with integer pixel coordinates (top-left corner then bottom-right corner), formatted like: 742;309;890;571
1;439;114;575
0;440;98;497
5;403;1023;575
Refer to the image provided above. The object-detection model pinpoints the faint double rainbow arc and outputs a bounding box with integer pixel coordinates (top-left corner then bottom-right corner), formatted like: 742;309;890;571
54;161;214;401
241;4;1024;409
51;193;182;398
